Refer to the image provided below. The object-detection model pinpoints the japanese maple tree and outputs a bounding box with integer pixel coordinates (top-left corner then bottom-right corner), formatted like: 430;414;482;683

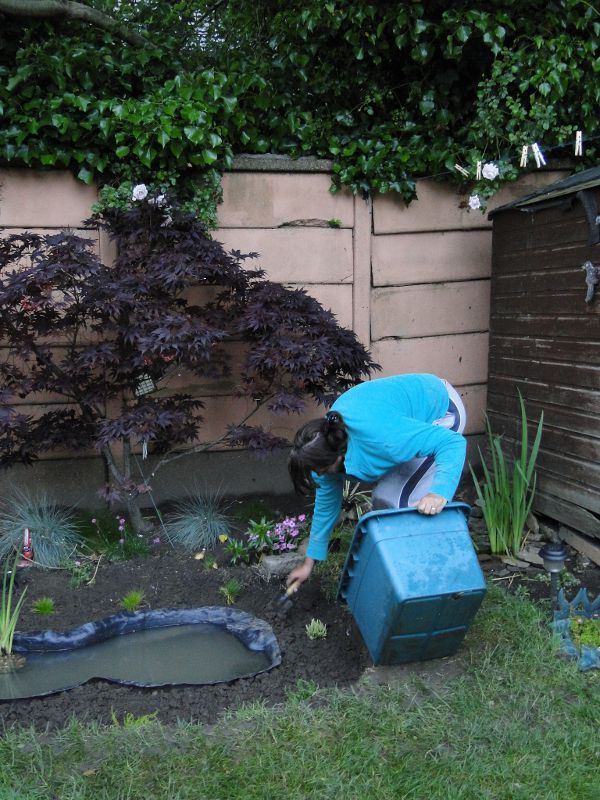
0;189;377;531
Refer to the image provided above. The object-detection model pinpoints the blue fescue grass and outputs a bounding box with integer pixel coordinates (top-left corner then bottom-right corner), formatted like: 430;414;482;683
0;489;82;568
164;489;232;552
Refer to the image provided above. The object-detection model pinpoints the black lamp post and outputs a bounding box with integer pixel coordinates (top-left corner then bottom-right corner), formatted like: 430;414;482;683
539;540;569;611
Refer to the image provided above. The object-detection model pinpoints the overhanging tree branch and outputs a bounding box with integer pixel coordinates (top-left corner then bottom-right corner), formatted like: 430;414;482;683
0;0;147;46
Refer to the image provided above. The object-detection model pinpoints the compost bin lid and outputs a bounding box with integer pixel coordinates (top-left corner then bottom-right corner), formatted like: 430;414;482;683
488;165;600;218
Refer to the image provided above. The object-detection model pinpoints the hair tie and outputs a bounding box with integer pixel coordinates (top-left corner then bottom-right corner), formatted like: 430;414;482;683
325;411;342;425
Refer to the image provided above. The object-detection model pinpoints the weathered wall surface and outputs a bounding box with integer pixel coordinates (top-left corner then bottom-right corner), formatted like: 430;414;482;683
0;163;563;503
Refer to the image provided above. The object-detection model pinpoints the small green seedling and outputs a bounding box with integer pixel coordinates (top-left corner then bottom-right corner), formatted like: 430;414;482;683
121;590;145;612
328;218;342;228
32;597;55;616
305;618;327;640
111;709;158;728
202;554;219;571
219;578;241;605
68;559;96;589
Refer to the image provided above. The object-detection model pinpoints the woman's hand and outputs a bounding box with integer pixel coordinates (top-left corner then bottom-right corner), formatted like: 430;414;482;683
410;493;448;515
286;557;315;592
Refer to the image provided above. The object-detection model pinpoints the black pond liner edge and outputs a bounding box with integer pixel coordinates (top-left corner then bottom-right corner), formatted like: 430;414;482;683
9;607;281;695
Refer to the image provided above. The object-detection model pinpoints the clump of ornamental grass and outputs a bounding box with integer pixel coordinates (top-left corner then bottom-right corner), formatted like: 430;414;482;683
121;590;145;612
0;554;27;671
164;491;232;552
32;597;55;616
470;392;543;557
0;489;82;568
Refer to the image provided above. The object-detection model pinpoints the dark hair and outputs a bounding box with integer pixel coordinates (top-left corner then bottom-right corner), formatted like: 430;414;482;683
288;411;348;495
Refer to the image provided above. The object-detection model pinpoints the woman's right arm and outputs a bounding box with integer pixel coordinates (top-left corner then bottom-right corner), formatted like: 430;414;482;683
286;473;344;589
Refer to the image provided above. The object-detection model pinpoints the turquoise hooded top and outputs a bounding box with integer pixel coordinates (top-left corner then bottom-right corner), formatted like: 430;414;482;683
306;374;466;560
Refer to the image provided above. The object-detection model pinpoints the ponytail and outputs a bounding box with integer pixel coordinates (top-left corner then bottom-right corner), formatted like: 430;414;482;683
288;411;348;495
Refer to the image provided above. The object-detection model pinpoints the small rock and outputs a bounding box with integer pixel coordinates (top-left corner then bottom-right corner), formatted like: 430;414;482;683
525;511;539;536
469;519;488;535
469;506;484;519
477;553;492;562
517;544;544;566
500;555;530;569
539;521;559;540
259;552;305;578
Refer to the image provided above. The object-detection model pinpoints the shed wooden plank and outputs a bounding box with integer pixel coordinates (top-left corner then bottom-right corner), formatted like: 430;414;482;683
487;411;600;462
492;213;590;254
492;292;600;315
487;375;599;414
558;528;600;563
489;336;600;365
487;392;600;437
535;492;600;540
537;475;600;515
490;314;599;338
493;247;589;275
538;450;600;490
487;354;600;391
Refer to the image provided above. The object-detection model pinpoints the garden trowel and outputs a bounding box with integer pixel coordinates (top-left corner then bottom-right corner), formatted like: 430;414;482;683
275;580;300;614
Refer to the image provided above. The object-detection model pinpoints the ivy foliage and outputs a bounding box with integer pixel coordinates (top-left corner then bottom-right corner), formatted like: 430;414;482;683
0;0;598;206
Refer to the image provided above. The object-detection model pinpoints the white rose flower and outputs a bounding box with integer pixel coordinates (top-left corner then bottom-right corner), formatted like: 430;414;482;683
132;184;148;201
148;194;166;207
482;162;499;180
468;194;481;211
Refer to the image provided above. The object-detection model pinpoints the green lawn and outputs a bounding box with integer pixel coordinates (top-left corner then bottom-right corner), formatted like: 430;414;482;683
0;586;598;800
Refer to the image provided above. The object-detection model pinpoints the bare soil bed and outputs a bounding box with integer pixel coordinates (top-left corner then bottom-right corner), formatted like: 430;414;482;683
0;543;369;731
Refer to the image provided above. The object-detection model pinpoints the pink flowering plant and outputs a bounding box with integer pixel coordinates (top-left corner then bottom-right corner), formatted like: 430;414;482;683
224;514;310;565
247;515;309;556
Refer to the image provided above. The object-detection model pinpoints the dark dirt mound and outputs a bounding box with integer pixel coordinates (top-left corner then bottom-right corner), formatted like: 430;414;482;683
0;545;369;731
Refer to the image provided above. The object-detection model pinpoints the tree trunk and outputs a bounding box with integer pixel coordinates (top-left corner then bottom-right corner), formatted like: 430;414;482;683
0;0;147;46
125;495;146;536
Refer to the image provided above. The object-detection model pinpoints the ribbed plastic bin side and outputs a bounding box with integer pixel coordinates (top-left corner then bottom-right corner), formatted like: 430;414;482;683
338;504;486;665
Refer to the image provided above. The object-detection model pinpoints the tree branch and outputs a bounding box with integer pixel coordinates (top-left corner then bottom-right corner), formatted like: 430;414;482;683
0;0;147;46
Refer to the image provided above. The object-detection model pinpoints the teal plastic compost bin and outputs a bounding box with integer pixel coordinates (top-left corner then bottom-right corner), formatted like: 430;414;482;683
338;503;486;665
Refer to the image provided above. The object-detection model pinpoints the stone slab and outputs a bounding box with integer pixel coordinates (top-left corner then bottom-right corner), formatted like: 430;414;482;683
371;332;489;386
371;280;490;339
219;172;354;228
372;229;491;286
215;227;353;284
0;169;97;228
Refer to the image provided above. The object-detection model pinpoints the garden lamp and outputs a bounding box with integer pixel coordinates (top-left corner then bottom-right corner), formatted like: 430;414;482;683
539;540;569;610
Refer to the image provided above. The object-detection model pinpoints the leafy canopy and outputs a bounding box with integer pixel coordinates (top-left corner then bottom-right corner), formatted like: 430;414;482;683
0;189;376;525
0;1;598;204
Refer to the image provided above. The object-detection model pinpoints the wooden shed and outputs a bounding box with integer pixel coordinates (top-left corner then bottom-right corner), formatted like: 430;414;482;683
487;167;600;556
